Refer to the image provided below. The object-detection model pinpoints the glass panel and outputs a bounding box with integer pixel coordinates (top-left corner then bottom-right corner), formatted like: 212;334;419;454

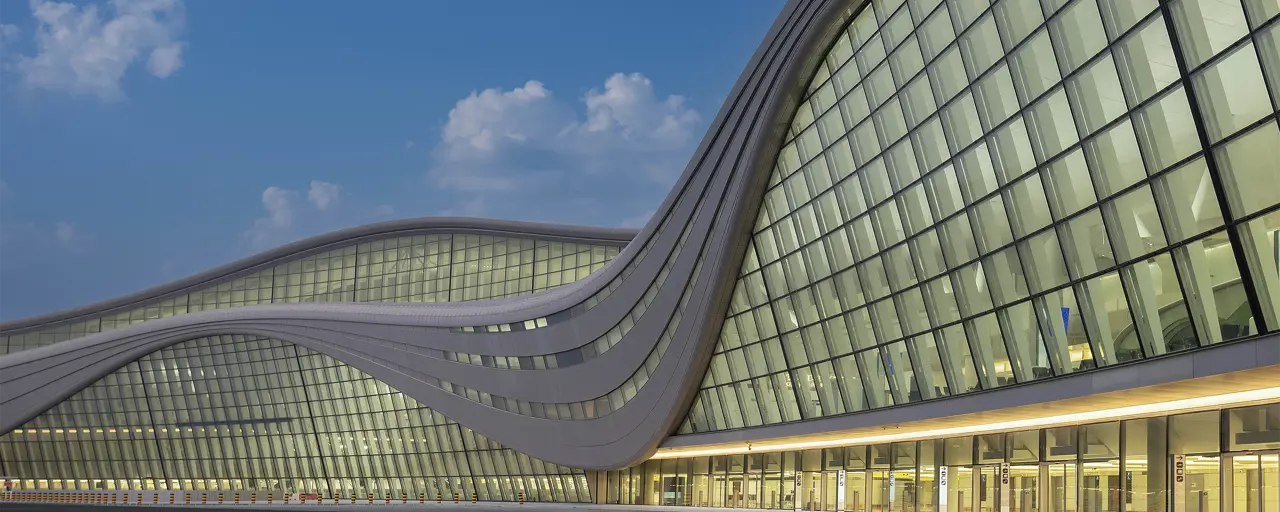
1170;0;1250;69
1214;121;1280;218
1080;458;1120;512
1174;231;1254;345
1236;209;1280;332
1008;464;1038;512
1191;43;1272;142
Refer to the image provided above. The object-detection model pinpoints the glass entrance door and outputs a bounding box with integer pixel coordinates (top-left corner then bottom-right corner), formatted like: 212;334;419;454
870;470;892;512
1228;453;1279;512
822;472;838;511
947;466;975;512
1009;465;1039;512
1041;463;1076;512
848;471;867;512
802;471;822;511
976;466;999;512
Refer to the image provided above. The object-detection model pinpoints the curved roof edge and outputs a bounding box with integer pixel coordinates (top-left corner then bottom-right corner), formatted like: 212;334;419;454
0;217;638;334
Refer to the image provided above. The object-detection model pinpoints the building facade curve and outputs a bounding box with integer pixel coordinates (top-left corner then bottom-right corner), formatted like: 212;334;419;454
3;0;1280;508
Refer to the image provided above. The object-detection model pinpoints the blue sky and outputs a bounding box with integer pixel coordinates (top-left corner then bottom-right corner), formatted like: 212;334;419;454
0;0;783;320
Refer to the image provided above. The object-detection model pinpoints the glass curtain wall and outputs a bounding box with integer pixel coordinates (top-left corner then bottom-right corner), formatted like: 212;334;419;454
0;235;621;354
683;0;1280;436
615;403;1280;511
0;335;590;502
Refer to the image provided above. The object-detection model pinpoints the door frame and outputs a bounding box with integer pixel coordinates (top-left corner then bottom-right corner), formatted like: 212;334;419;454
1217;450;1280;512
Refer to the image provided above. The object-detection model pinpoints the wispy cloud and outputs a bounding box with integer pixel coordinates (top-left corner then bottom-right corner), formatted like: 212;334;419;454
13;0;187;100
245;180;358;249
307;180;340;211
425;72;701;223
244;186;297;249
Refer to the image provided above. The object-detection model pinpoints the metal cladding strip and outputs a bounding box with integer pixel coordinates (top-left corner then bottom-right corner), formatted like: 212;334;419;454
0;217;637;335
0;0;855;470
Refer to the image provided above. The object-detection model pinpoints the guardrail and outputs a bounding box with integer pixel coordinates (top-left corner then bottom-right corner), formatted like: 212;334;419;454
0;490;531;504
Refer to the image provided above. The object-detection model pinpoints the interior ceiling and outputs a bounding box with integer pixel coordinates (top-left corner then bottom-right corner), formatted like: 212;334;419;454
655;364;1280;458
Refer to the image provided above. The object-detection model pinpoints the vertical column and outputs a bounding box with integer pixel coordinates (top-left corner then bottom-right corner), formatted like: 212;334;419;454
1149;420;1170;512
1172;455;1185;512
999;463;1011;512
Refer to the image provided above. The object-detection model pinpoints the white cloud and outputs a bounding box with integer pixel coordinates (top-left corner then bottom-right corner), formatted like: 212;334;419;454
53;221;76;243
307;180;340;211
15;0;187;100
373;204;395;217
581;73;700;149
51;220;92;251
427;72;701;197
245;186;296;248
146;41;183;77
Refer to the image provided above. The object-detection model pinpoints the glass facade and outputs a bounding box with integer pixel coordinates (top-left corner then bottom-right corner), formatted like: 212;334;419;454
611;403;1280;511
0;233;628;501
681;0;1280;434
0;335;590;502
0;234;621;354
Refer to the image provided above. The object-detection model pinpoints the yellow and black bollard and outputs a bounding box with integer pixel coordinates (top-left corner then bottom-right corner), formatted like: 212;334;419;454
123;493;129;504
385;494;390;504
436;492;442;504
202;493;208;504
251;492;257;504
453;492;459;504
218;493;224;504
471;491;477;504
351;494;357;504
112;494;118;504
518;491;525;504
419;493;425;504
170;493;175;504
234;493;240;505
267;493;273;504
186;493;191;504
154;493;160;504
367;493;373;504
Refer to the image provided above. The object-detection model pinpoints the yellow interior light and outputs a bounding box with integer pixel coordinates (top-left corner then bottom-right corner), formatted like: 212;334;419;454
654;386;1280;458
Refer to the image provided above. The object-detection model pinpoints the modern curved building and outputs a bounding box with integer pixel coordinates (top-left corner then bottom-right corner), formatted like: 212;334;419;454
3;0;1280;509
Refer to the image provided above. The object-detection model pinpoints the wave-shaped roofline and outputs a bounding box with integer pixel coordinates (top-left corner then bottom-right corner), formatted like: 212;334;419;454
0;217;637;333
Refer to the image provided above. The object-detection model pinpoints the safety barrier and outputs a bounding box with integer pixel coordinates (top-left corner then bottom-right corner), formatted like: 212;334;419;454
0;488;510;504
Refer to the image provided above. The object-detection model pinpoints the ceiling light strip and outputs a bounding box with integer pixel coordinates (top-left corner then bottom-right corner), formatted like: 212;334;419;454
652;387;1280;459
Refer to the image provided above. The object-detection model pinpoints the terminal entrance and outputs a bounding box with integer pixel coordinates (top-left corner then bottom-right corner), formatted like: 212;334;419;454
796;468;892;512
942;463;1077;512
1221;452;1278;512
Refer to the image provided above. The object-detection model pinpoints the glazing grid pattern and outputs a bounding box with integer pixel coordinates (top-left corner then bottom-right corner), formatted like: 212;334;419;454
680;0;1280;433
0;335;590;501
441;202;700;371
0;234;621;354
407;205;710;419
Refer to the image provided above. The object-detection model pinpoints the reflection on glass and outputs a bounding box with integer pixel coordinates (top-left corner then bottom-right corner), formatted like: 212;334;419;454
1081;459;1120;512
1236;209;1280;331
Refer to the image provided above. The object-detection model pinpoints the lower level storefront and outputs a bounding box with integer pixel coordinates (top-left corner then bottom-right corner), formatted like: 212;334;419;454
604;402;1280;512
